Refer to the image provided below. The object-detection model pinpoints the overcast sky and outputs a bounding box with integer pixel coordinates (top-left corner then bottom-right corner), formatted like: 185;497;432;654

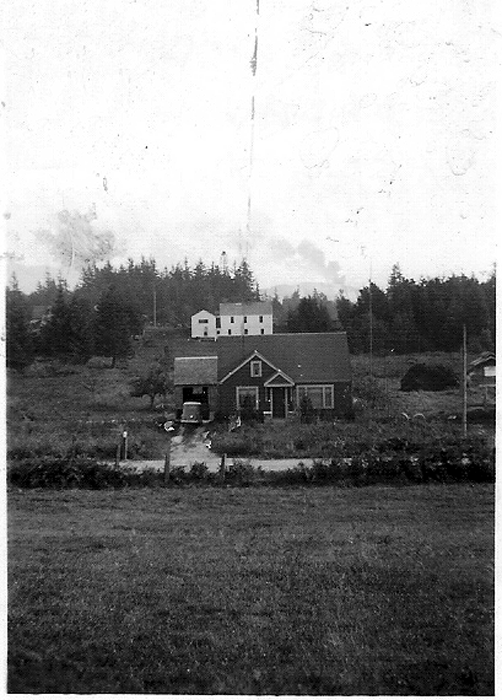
3;0;499;296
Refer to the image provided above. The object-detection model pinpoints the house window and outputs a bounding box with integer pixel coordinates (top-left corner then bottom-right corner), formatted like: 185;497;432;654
259;315;264;322
236;386;259;410
297;385;334;409
198;318;209;324
260;328;265;335
230;316;234;323
250;360;262;377
216;317;221;328
244;315;248;323
244;329;249;335
228;329;232;335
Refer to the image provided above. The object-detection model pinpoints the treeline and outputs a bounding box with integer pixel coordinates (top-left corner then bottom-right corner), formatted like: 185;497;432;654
333;265;495;355
270;264;495;355
6;258;260;369
5;258;495;370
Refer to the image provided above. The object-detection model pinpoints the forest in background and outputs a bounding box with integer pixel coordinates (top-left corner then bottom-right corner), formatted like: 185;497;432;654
5;257;496;370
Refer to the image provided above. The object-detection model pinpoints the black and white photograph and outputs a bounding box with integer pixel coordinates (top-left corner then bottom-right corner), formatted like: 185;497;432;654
3;0;497;694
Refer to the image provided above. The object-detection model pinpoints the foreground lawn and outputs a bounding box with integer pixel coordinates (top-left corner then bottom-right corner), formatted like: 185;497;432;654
8;484;494;694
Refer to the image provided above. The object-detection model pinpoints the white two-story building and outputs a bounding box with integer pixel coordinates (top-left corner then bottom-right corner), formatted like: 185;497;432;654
191;301;273;338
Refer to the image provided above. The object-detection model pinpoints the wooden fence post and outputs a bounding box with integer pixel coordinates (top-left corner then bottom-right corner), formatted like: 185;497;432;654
122;430;128;461
219;453;227;483
164;451;171;485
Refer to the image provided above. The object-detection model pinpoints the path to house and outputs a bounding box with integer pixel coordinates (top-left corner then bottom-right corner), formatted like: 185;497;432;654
118;426;316;473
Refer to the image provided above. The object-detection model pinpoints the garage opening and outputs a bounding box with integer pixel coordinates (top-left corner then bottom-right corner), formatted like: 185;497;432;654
182;386;210;419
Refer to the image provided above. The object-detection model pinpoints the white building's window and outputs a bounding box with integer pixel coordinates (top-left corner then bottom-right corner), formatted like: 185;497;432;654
230;316;234;323
198;319;209;324
260;329;265;335
250;360;262;377
244;316;248;323
297;385;334;409
259;315;263;322
236;386;259;410
228;329;232;335
244;329;249;335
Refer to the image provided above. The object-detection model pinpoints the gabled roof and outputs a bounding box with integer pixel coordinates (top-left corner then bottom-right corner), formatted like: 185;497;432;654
219;301;273;316
264;370;295;387
173;333;352;384
216;333;351;383
219;350;281;384
468;351;495;370
174;356;218;385
192;309;215;319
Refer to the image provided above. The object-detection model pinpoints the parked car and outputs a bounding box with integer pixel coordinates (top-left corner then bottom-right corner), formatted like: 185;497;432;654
180;401;203;425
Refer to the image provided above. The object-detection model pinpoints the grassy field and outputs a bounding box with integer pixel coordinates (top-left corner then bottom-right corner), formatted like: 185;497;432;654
8;484;494;695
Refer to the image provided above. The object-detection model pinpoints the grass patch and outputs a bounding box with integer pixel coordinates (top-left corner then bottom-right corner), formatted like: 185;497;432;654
7;363;174;460
8;485;494;694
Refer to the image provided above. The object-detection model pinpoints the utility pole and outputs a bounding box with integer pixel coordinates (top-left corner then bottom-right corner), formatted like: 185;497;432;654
462;324;467;436
368;258;373;381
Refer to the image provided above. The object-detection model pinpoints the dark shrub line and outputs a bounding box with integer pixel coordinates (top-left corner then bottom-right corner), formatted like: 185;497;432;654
7;458;162;489
8;438;494;489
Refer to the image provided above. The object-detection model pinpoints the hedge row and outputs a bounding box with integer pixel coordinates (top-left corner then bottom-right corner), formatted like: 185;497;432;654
8;439;494;489
8;458;163;489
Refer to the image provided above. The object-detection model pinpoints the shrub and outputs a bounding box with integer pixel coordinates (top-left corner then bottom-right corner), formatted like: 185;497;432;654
189;462;210;482
8;458;128;489
400;364;459;392
211;427;262;457
311;459;340;484
299;394;316;423
130;364;169;408
168;466;189;486
224;461;263;486
353;375;390;409
238;394;263;423
265;464;311;486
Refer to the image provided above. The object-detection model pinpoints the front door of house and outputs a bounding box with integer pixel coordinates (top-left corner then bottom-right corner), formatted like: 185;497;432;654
271;387;286;418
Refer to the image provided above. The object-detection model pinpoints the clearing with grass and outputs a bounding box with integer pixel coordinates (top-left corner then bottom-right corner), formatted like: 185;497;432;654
8;484;494;695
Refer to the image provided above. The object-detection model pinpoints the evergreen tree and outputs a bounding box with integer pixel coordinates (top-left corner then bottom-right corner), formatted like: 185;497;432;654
6;277;34;370
68;295;95;362
94;286;135;367
386;267;420;353
286;295;334;333
39;286;72;355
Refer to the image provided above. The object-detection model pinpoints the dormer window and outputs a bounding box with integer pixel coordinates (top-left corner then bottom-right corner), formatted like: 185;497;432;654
250;360;262;378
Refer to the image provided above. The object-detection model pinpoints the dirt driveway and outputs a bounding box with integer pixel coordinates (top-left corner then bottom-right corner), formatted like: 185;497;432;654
119;425;316;473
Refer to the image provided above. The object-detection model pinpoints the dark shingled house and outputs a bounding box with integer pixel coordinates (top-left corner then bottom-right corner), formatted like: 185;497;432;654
173;332;352;420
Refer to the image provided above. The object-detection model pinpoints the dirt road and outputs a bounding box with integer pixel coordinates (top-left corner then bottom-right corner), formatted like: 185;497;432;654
119;425;316;473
